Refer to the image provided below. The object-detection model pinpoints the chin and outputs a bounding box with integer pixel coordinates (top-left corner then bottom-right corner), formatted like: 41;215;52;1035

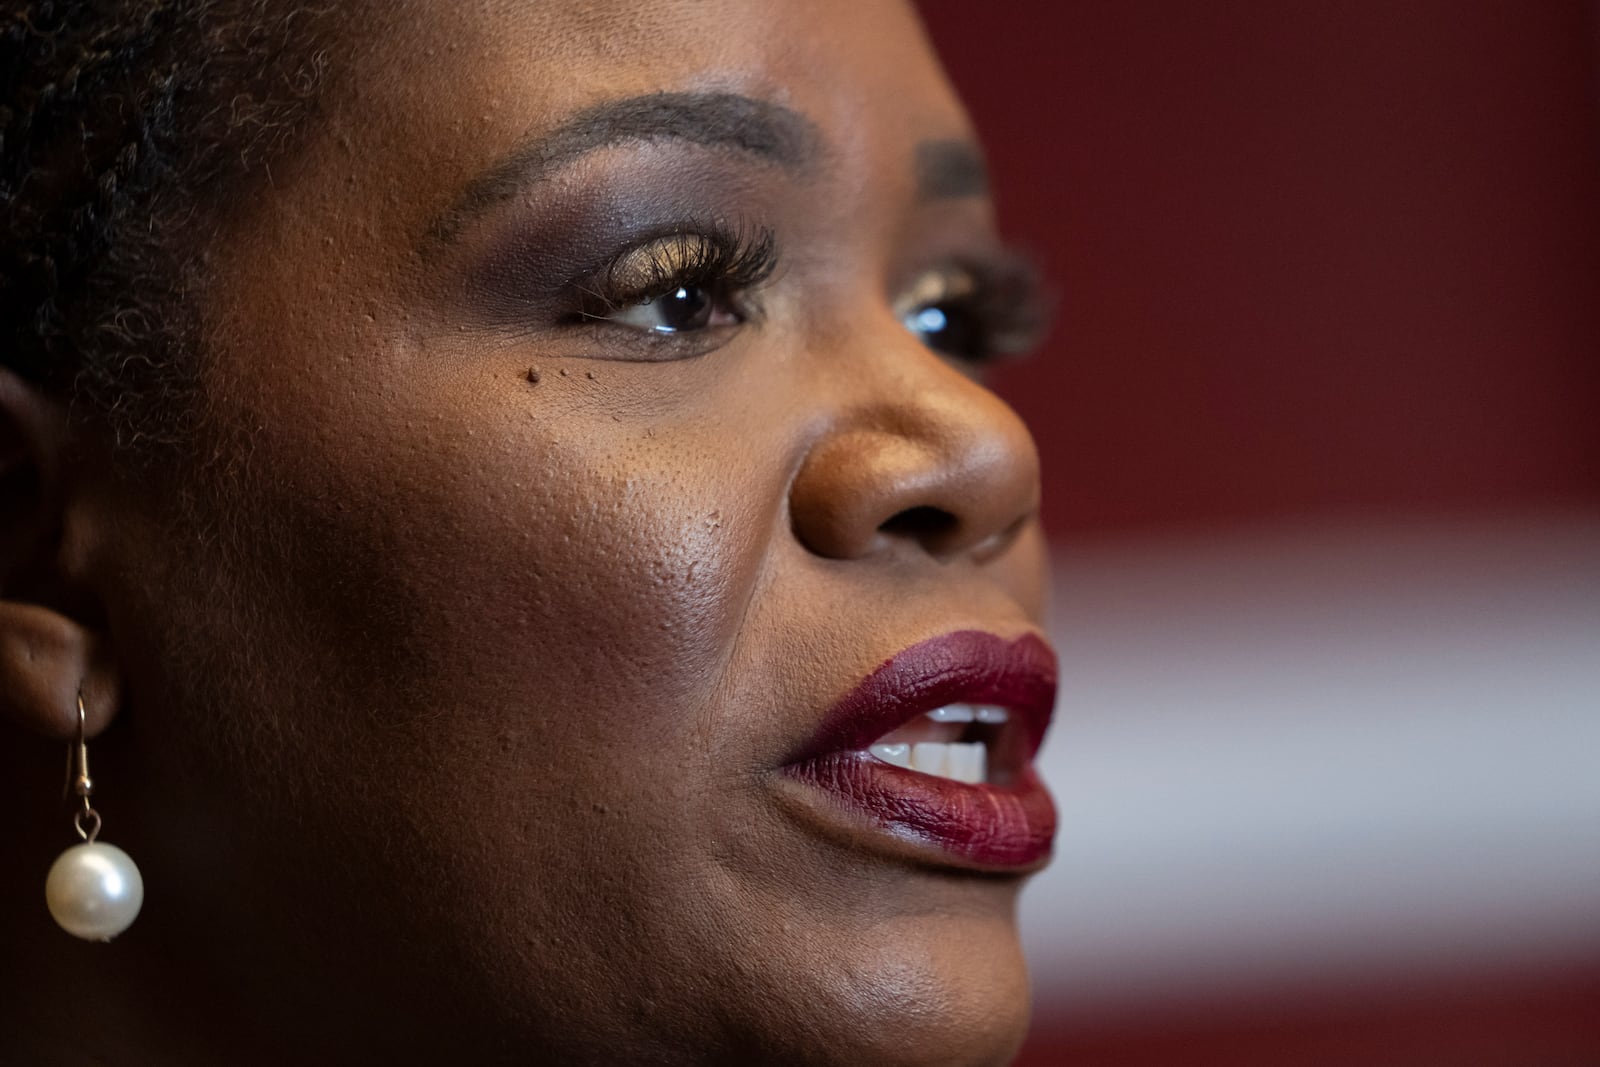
733;909;1035;1067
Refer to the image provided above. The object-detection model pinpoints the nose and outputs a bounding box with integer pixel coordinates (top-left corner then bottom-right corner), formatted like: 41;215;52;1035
788;354;1042;563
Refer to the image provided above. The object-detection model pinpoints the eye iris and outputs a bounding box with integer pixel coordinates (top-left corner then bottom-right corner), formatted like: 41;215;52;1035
654;286;713;332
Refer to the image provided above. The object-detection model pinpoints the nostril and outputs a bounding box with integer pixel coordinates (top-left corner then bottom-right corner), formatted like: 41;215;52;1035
878;505;960;548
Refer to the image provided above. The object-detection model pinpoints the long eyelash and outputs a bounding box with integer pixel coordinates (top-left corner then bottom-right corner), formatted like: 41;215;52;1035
575;222;779;318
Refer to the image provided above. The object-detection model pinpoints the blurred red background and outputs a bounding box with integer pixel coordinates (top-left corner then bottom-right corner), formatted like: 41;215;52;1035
918;3;1600;1064
924;0;1598;538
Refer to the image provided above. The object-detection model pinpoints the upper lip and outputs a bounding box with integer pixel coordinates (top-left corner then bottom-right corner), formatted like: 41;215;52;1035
787;630;1058;766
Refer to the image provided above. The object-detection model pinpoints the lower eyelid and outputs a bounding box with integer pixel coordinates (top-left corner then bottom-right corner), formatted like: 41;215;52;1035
565;317;744;361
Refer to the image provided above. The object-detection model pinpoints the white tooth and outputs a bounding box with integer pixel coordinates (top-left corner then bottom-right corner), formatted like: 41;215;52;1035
944;742;972;782
947;742;982;784
911;742;950;776
926;704;975;724
975;706;1010;724
869;743;912;768
901;742;992;785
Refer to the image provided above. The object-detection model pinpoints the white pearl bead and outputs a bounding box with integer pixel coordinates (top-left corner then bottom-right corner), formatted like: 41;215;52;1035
45;841;144;941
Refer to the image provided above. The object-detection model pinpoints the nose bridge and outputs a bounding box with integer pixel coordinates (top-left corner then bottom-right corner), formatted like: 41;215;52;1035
787;335;1041;563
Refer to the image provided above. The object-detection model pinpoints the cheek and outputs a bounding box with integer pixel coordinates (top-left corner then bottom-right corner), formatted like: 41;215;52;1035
1006;521;1052;624
271;391;778;758
132;378;798;1018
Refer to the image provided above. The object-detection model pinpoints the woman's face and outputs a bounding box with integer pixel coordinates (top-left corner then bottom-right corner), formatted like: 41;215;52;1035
97;1;1052;1062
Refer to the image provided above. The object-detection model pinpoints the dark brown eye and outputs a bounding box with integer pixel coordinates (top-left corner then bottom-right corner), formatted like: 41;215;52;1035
608;284;733;334
895;266;988;360
894;259;1049;364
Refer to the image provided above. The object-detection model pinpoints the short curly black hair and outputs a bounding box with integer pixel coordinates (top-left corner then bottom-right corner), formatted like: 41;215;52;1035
1;1;339;448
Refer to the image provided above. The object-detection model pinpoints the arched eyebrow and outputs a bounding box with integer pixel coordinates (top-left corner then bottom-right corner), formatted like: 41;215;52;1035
430;91;822;243
915;139;989;201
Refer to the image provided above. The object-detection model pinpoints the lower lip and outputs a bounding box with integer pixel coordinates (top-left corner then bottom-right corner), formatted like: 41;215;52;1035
783;754;1057;870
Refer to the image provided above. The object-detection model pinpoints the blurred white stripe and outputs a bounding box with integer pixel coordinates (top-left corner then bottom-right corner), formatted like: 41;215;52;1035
1023;513;1600;1012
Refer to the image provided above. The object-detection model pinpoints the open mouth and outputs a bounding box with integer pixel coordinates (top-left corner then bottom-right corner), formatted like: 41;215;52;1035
779;630;1058;871
866;703;1021;786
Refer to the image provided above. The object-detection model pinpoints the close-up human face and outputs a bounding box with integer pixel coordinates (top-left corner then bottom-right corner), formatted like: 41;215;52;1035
1;1;1054;1064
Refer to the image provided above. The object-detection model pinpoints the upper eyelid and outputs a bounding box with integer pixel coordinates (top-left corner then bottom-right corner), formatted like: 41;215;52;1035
566;232;689;296
572;224;779;303
893;254;1044;312
891;265;979;316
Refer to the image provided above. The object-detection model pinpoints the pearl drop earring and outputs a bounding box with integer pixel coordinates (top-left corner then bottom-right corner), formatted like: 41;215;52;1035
45;692;144;941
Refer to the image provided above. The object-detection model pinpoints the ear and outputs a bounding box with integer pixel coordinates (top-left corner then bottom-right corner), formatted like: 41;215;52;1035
0;367;119;741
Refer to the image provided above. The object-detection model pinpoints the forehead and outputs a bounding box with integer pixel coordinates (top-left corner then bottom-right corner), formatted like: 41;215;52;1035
376;0;963;117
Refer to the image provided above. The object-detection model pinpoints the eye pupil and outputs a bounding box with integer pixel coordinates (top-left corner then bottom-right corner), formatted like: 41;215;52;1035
655;286;713;332
905;303;983;359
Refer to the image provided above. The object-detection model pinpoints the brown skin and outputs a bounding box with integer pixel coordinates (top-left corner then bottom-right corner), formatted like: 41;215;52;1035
0;2;1050;1064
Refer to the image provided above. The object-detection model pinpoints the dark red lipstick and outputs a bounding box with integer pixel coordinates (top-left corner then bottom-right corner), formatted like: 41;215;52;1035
783;630;1058;870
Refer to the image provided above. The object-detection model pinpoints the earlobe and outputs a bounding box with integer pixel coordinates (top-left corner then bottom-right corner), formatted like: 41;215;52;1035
0;602;119;740
0;367;121;741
